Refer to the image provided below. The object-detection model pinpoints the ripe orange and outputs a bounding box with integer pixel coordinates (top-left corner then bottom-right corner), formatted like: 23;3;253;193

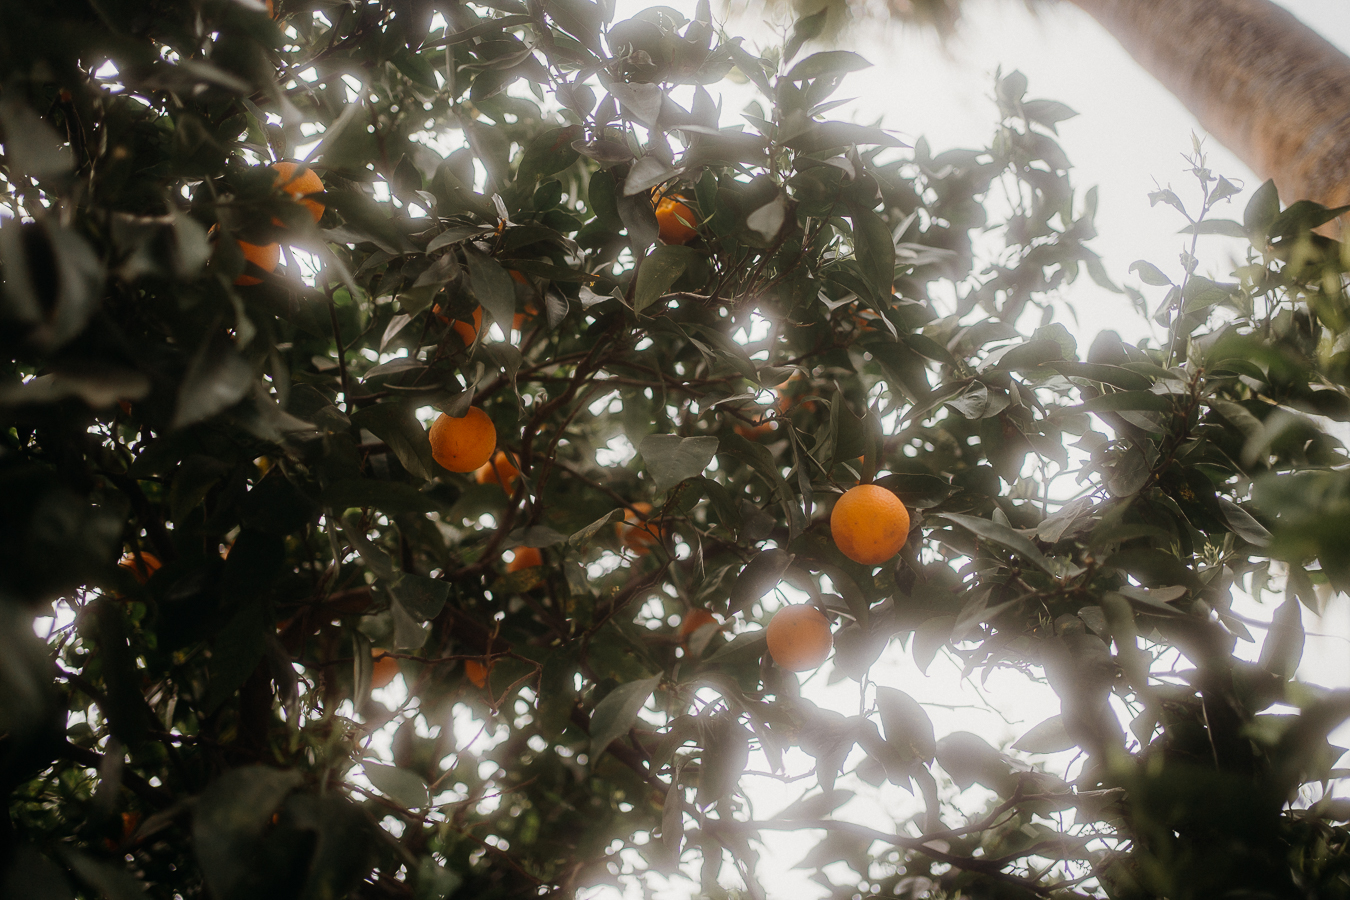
678;608;718;640
236;239;280;285
465;659;490;688
506;546;543;572
775;372;817;414
118;551;161;584
210;225;280;285
438;305;482;346
429;406;497;473
654;196;698;245
270;161;324;223
830;484;910;566
616;501;664;555
475;450;520;491
765;604;833;671
371;651;400;689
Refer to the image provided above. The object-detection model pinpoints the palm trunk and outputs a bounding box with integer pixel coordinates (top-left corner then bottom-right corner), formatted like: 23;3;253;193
1067;0;1350;213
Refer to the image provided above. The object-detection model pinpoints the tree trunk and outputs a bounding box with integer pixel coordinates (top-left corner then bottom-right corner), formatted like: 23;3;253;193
1067;0;1350;213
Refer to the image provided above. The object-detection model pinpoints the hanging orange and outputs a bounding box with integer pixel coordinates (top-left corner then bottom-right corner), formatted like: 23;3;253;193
428;406;497;473
270;161;324;223
475;450;520;491
654;196;698;245
766;604;832;671
118;551;162;584
615;502;664;555
507;546;543;572
465;659;491;688
830;484;910;566
371;651;400;689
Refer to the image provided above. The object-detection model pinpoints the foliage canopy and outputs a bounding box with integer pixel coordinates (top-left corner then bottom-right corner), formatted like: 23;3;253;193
4;2;1350;899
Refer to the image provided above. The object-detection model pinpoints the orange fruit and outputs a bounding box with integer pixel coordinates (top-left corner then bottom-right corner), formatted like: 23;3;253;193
118;551;161;584
678;608;718;640
429;407;497;473
441;305;482;346
506;546;543;572
465;659;490;688
615;501;664;555
654;196;698;245
830;484;910;566
775;372;817;414
475;450;520;491
371;651;400;689
766;604;832;671
211;226;280;286
270;161;324;223
236;239;280;285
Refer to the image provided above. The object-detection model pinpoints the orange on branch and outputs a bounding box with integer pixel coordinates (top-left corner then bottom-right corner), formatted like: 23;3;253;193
445;305;482;346
506;546;543;572
118;551;161;584
766;604;833;671
654;196;698;245
475;450;520;491
830;484;910;566
678;608;718;640
211;225;280;286
615;501;664;555
465;659;491;688
371;651;400;689
270;161;325;223
429;406;497;473
236;239;280;285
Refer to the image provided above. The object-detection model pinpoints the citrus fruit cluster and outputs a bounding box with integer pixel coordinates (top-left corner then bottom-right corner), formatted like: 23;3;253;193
220;161;324;286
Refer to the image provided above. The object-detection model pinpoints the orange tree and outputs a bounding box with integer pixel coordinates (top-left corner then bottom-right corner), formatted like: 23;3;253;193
4;2;1350;898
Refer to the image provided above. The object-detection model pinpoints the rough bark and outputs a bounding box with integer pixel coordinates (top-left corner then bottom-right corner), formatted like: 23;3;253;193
1067;0;1350;212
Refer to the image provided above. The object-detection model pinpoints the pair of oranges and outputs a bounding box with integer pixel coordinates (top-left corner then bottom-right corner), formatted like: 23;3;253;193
369;651;493;690
223;161;325;286
433;271;538;346
764;484;911;671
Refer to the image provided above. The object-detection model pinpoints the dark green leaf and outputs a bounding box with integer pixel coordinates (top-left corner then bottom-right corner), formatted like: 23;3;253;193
1011;715;1077;753
938;513;1077;576
875;687;935;764
351;403;438;482
324;479;440;514
849;205;895;296
193;767;303;900
1244;179;1281;239
729;548;792;615
363;763;430;808
589;675;661;757
1129;260;1172;286
634;245;698;314
1259;596;1305;680
463;246;516;331
173;336;253;429
389;575;450;619
783;50;871;81
639;433;719;493
1076;390;1174;414
911;616;954;675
